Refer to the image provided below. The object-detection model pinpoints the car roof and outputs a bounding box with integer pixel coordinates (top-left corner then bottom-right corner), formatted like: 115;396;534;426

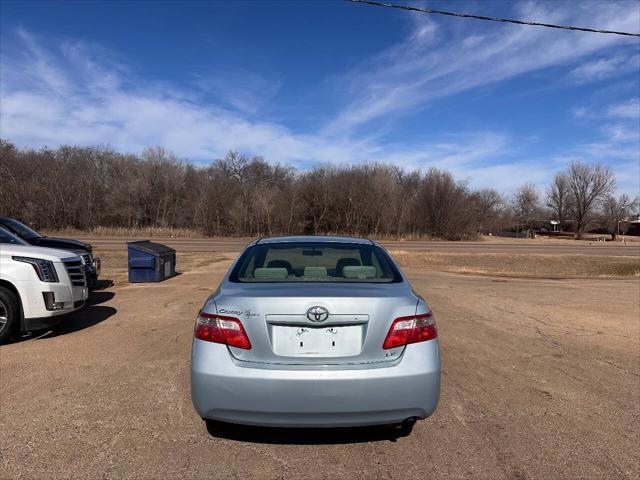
253;235;375;245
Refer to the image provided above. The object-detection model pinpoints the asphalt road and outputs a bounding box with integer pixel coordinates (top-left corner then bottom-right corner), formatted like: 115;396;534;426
79;236;640;256
1;252;638;479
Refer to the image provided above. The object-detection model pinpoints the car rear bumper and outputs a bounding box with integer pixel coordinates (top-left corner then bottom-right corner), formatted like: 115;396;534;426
191;339;440;427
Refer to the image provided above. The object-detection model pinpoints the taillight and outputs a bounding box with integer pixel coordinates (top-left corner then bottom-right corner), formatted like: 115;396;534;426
194;311;252;350
383;312;437;349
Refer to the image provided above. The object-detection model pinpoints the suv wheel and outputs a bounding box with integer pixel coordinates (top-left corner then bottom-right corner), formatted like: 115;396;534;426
0;286;19;342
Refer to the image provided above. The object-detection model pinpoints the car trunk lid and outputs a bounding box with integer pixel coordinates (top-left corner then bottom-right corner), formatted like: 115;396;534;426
214;283;418;366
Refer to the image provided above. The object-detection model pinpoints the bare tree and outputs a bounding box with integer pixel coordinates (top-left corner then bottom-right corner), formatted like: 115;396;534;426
418;169;475;240
470;188;503;235
299;166;334;235
601;194;638;241
1;140;627;242
512;183;540;238
391;168;420;237
566;162;615;239
546;172;571;229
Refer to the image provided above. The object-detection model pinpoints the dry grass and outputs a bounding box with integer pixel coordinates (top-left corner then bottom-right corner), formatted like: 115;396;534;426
44;226;205;238
94;248;640;283
43;228;640;245
479;234;640;245
390;251;640;278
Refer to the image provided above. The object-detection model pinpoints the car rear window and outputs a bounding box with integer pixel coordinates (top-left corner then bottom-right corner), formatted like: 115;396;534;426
230;242;402;283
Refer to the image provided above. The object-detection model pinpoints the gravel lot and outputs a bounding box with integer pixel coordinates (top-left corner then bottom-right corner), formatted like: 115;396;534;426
1;246;638;479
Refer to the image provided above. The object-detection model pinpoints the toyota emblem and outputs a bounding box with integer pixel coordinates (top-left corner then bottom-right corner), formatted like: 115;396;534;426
306;306;329;322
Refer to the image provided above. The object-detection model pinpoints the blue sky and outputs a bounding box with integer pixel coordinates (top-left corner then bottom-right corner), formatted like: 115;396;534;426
1;0;639;195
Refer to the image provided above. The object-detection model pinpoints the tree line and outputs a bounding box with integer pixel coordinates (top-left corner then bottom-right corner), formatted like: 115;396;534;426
513;162;637;240
0;140;636;240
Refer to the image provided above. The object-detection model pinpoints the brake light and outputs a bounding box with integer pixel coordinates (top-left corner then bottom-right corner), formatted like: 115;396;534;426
194;311;252;350
383;312;437;349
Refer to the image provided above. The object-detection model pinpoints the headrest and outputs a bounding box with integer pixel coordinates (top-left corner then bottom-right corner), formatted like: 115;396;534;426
253;267;288;279
336;257;361;274
303;266;328;277
267;260;293;273
342;266;377;279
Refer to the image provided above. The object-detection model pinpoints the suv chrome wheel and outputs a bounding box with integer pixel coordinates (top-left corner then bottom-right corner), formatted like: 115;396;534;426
0;299;8;333
0;286;20;342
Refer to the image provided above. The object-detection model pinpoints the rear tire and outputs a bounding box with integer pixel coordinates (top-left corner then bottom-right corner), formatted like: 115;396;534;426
0;286;19;342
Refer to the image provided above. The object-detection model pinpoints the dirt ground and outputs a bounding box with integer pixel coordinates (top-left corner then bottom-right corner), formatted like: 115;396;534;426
1;247;639;479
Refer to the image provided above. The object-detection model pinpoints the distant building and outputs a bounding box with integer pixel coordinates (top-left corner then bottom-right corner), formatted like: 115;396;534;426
627;219;640;236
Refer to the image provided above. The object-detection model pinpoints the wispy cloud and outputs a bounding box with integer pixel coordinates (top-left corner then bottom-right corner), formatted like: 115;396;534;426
573;97;640;120
606;97;640;118
565;97;639;196
6;28;72;96
326;1;640;134
191;68;282;116
602;123;640;142
1;1;638;197
0;29;511;174
569;53;640;84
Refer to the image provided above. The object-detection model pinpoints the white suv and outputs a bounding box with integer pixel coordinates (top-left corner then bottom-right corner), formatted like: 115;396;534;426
0;239;89;342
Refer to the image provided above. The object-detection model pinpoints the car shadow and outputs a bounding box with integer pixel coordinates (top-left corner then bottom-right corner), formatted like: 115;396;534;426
85;291;115;306
44;304;117;338
204;420;414;444
92;279;114;290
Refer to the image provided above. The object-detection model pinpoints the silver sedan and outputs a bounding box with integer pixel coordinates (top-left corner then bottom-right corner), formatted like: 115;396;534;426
191;236;440;431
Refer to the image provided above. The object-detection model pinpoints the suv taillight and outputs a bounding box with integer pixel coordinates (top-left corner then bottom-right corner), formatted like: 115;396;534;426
383;312;437;349
194;311;252;350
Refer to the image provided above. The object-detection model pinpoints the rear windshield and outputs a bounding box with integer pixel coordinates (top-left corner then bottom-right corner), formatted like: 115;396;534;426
229;242;402;283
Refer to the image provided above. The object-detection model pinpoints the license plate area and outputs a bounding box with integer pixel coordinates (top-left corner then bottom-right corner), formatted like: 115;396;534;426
271;325;363;357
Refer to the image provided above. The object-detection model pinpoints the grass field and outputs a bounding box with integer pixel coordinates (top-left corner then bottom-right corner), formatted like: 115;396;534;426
390;250;640;278
94;249;640;287
45;226;207;239
44;228;640;244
